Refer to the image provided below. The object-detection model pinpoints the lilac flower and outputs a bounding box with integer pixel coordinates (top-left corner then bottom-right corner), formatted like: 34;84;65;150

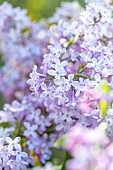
5;137;21;151
27;65;46;91
48;43;66;58
0;2;49;102
55;77;71;92
40;82;55;98
15;151;28;162
73;78;87;97
63;21;78;37
24;122;38;138
47;59;68;79
0;127;14;139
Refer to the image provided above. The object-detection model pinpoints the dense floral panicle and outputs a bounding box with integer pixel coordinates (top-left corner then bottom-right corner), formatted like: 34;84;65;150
1;0;113;169
64;123;113;170
85;0;112;4
48;1;83;23
0;92;83;164
27;0;113;125
26;1;113;167
0;136;28;169
0;2;50;102
0;1;83;102
0;95;54;164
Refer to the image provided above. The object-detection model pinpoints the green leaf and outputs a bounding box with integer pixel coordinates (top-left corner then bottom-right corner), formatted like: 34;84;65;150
51;147;66;165
54;136;64;147
61;152;72;170
0;122;11;128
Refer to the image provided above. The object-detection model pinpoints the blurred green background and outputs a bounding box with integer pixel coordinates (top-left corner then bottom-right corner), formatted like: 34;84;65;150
0;0;85;21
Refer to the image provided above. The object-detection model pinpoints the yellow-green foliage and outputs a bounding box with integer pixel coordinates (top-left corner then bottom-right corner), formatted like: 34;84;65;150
0;0;85;20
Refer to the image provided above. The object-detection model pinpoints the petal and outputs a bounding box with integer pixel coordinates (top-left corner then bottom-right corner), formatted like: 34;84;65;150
24;130;30;137
14;137;21;143
32;124;38;130
0;138;4;145
63;22;69;29
56;124;63;131
47;70;56;76
61;61;68;66
16;154;21;162
20;152;28;158
15;144;21;151
5;137;12;144
40;91;48;98
24;122;30;129
8;144;13;151
41;82;47;90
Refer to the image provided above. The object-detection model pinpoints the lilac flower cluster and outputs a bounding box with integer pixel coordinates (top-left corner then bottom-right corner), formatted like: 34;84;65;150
27;0;113;129
0;136;28;170
64;123;113;170
0;2;49;102
0;1;83;103
1;0;113;169
48;1;83;23
0;94;56;164
27;0;113;167
0;2;82;167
